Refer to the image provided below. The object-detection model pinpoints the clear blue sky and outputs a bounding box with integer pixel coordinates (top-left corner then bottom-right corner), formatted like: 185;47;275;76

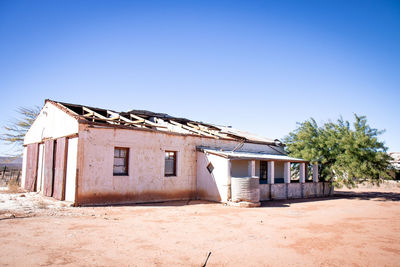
0;0;399;155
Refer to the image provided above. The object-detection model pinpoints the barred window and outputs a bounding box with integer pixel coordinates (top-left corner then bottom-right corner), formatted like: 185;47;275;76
164;151;177;176
113;147;129;176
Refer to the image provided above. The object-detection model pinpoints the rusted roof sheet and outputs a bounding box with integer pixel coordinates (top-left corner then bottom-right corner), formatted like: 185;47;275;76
45;99;280;145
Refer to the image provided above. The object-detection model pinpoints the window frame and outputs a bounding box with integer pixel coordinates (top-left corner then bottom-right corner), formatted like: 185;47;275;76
113;147;129;176
164;151;177;177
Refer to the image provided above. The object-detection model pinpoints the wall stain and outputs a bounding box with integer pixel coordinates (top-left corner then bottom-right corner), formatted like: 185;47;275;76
77;189;196;205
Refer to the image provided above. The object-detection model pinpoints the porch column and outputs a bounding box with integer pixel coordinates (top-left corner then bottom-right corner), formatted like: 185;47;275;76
267;161;274;184
284;162;291;183
312;163;319;182
227;160;232;201
299;163;306;183
248;160;256;177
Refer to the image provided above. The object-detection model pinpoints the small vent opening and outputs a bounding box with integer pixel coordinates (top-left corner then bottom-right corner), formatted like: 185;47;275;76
206;162;214;174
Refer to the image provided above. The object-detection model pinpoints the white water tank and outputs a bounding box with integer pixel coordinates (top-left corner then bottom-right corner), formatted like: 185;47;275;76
231;177;260;203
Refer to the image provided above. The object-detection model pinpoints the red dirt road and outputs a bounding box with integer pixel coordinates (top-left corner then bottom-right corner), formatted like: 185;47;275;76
1;186;400;266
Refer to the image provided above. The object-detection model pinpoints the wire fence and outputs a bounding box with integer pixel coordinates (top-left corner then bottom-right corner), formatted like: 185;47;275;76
0;166;22;186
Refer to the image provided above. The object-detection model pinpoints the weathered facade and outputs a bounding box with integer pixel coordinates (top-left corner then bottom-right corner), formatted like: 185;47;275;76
21;100;333;206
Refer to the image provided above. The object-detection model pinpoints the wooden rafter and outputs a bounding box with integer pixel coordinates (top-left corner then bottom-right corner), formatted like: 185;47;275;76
82;107;116;124
106;110;145;128
169;120;216;138
187;122;231;139
129;114;167;128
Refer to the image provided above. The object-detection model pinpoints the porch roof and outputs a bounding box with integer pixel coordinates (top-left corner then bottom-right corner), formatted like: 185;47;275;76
198;148;307;163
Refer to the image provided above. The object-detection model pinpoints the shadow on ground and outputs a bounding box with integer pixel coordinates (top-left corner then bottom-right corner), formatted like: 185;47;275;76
63;191;400;208
333;191;400;201
260;191;400;208
84;199;218;208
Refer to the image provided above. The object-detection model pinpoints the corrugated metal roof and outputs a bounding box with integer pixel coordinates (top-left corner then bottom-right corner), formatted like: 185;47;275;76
198;148;307;162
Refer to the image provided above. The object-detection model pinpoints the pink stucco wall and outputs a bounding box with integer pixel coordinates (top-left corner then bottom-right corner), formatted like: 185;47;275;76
75;124;276;205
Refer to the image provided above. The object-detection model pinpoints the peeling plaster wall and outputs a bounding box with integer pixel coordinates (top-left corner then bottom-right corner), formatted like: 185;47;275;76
271;184;287;200
288;183;302;199
303;183;316;197
259;184;270;200
24;102;79;145
76;125;275;205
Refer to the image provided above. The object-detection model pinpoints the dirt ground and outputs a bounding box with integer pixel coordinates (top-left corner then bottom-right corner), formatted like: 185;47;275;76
0;183;399;267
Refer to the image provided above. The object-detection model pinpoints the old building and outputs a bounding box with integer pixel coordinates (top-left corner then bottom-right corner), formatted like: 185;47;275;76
21;100;333;206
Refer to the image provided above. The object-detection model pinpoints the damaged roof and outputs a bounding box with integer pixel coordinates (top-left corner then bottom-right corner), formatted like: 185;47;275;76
46;99;280;145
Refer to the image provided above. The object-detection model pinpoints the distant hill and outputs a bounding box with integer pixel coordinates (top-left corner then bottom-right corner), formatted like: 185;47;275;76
0;157;22;169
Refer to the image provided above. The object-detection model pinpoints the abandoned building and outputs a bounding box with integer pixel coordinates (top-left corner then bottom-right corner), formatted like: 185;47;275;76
21;99;333;206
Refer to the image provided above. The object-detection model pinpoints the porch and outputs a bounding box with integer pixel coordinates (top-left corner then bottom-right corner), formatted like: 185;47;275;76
196;148;334;206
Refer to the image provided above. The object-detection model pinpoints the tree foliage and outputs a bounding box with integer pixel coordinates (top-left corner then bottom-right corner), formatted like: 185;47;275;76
0;106;41;155
283;114;392;187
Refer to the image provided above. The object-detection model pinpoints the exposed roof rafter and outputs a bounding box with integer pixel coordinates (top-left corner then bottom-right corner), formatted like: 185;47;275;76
45;99;279;145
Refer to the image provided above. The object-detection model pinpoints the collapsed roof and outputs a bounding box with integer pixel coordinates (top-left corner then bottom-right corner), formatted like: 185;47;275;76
46;99;281;145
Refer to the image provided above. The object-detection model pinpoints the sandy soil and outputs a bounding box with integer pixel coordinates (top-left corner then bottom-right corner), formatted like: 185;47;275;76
0;184;399;267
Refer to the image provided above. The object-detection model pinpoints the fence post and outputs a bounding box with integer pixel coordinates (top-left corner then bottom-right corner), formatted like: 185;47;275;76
1;166;6;180
16;170;21;184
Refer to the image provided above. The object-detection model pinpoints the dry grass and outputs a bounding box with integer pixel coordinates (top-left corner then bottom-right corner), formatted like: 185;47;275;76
37;200;49;209
7;178;21;193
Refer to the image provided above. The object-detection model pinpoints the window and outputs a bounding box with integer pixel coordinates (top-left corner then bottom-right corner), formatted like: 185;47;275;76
260;161;268;184
113;147;129;176
164;151;177;176
206;162;214;174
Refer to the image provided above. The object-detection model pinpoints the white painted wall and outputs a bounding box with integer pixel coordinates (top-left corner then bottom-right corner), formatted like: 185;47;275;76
231;160;249;177
65;137;78;202
196;152;230;202
24;102;79;145
231;160;262;178
36;144;44;192
275;161;284;178
21;146;27;187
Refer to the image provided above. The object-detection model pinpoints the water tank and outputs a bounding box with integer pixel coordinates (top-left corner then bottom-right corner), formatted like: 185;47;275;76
231;177;260;203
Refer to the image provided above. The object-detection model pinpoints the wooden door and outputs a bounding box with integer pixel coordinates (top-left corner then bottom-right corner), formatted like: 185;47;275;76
53;137;68;200
43;140;54;197
24;143;39;192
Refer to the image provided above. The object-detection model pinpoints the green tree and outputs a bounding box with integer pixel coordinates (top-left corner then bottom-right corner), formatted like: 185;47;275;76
283;114;392;188
0;106;41;155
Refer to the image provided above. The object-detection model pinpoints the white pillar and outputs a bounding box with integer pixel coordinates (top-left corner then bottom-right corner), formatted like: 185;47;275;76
284;162;291;183
267;161;275;184
299;163;306;183
227;160;232;201
248;160;256;177
312;163;319;182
